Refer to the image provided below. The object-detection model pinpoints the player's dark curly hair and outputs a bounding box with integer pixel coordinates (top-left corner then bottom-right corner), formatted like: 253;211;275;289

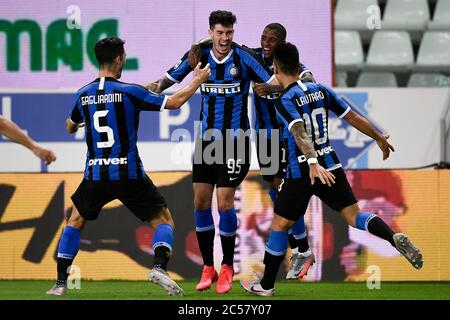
265;23;287;41
94;36;125;66
272;42;301;76
209;10;237;29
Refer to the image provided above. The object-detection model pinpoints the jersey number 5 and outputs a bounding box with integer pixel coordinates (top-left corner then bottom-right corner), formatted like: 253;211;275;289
93;110;115;148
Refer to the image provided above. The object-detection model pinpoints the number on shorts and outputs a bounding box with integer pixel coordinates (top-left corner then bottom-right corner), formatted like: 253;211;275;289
227;158;242;174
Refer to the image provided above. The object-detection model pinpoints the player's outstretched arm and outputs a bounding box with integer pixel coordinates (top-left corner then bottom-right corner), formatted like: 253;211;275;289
290;121;335;186
0;116;56;165
165;63;211;109
253;83;284;97
145;77;176;94
344;110;395;160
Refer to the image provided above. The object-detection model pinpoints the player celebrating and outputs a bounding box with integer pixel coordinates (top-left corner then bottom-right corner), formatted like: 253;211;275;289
241;43;423;296
148;10;278;294
246;23;315;280
0;116;56;165
188;23;316;280
46;36;210;296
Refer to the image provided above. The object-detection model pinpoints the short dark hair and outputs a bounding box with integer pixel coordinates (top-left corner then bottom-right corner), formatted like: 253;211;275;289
94;36;125;65
265;23;287;41
272;42;301;76
209;10;237;29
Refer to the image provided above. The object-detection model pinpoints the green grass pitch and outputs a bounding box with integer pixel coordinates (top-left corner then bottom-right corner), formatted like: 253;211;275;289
0;280;449;300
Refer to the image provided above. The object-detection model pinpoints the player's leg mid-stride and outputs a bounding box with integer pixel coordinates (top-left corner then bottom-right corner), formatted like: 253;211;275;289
47;205;184;296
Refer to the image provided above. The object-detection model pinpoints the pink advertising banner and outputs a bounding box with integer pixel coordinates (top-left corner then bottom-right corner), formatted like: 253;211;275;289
0;0;332;88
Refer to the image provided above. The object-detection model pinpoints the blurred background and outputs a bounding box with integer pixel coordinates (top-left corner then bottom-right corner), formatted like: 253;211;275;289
0;0;449;282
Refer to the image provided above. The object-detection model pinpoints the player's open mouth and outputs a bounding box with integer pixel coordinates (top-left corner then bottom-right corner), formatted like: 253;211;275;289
263;48;271;55
219;43;229;50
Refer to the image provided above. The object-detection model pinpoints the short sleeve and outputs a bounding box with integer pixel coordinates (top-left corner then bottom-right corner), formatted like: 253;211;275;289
275;96;304;132
69;93;84;124
239;47;275;83
125;84;168;112
320;84;351;118
165;51;193;83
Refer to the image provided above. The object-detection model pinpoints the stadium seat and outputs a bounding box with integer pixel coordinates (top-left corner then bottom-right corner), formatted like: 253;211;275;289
407;73;450;87
335;31;364;71
416;32;450;71
356;72;398;87
365;31;414;71
335;0;380;30
382;0;430;31
336;71;348;87
428;0;450;30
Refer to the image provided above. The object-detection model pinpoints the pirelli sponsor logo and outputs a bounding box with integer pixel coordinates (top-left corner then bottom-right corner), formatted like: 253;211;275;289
200;82;241;95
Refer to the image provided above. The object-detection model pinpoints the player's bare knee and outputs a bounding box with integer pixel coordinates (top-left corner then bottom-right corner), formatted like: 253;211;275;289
150;207;175;229
217;202;234;212
194;196;212;211
271;214;292;231
340;203;360;227
67;215;85;230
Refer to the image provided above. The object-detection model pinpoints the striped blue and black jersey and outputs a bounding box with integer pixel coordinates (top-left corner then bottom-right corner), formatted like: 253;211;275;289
275;81;351;179
166;42;274;134
69;77;167;181
251;47;311;139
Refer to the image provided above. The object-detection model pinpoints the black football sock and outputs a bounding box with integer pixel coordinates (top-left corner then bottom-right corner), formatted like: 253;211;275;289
288;233;297;250
153;246;171;271
297;236;310;253
367;216;396;247
57;258;73;285
220;234;236;266
196;229;215;266
260;251;285;290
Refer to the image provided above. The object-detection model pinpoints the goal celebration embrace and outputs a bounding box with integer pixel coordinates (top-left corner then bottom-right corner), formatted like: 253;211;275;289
3;0;450;304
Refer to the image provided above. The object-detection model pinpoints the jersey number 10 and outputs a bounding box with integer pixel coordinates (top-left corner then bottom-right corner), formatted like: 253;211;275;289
301;107;328;145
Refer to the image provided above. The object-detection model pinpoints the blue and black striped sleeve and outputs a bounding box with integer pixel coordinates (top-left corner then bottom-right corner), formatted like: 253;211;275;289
320;84;351;118
275;96;304;132
239;47;275;83
69;92;84;124
125;84;168;112
299;62;313;79
166;51;193;83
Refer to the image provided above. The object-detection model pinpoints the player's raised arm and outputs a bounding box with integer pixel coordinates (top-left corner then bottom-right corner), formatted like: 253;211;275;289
165;63;210;109
323;84;395;161
344;110;395;160
0;116;56;165
147;49;196;94
145;77;176;94
188;37;212;69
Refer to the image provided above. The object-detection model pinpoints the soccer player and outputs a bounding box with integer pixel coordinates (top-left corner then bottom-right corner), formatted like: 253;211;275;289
148;10;278;294
0;116;56;165
241;43;423;296
46;36;210;296
188;23;316;280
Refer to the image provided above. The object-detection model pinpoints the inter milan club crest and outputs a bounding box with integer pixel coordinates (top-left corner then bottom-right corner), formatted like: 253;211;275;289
229;65;238;76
